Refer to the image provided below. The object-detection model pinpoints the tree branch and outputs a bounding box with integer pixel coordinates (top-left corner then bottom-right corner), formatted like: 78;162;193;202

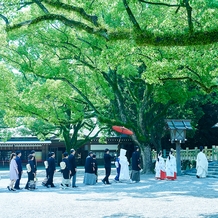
33;73;100;114
0;14;9;24
33;0;49;14
159;76;218;93
6;14;108;39
138;0;180;7
123;0;141;31
4;12;218;46
43;0;99;26
184;0;193;34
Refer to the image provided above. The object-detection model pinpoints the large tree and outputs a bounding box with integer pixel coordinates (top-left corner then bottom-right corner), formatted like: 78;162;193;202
0;0;217;173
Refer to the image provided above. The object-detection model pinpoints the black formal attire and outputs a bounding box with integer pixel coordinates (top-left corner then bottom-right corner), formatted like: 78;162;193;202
14;156;23;189
102;153;112;184
45;157;56;187
85;156;95;174
68;153;77;187
83;156;96;185
61;158;70;179
33;156;37;172
25;160;36;189
131;150;141;182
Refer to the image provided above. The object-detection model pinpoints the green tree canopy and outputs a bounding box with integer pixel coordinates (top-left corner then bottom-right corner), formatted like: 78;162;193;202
0;0;217;173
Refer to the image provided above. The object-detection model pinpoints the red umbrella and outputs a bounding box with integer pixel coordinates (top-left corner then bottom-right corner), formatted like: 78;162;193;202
112;126;133;135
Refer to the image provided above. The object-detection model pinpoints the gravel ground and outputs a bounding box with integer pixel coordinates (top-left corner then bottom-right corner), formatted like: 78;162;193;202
0;168;218;218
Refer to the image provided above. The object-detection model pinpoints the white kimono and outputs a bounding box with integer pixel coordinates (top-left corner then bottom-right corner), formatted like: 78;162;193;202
196;151;208;178
119;149;130;181
155;156;166;178
166;154;177;178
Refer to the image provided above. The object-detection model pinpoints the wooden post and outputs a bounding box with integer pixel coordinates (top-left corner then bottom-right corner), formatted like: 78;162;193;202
176;142;181;176
212;145;215;161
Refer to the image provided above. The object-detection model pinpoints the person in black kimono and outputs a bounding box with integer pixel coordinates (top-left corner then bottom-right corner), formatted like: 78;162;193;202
102;148;112;185
25;154;36;190
14;151;23;190
60;152;71;188
68;149;77;188
42;152;51;186
30;150;37;173
45;152;56;188
83;151;96;185
131;146;141;183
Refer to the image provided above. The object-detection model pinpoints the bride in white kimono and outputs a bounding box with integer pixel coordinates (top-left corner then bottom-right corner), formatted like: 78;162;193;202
119;149;131;182
196;146;208;178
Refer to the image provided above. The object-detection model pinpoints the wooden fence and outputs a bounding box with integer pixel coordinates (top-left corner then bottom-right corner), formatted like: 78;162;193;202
152;145;218;161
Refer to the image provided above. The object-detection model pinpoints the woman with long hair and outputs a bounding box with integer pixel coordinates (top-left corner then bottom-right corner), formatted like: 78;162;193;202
7;153;19;191
155;151;166;180
25;154;36;190
166;150;177;180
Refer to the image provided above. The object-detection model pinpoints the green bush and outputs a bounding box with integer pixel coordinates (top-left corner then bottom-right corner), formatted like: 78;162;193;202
181;160;191;170
191;160;196;168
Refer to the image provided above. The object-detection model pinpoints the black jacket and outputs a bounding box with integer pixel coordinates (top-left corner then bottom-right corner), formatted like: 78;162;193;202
15;156;23;173
48;157;56;173
104;153;112;168
68;154;77;175
29;159;36;174
85;156;94;174
132;151;141;171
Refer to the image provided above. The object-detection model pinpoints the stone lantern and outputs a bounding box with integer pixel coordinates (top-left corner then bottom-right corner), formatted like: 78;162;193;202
165;119;192;175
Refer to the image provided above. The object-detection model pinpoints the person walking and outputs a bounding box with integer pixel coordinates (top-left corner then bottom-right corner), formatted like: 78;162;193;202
7;153;19;191
14;150;23;189
102;148;112;185
42;152;51;186
83;151;96;185
25;154;36;190
131;146;141;183
68;149;77;188
60;152;71;188
114;153;121;182
119;148;131;182
166;150;177;180
30;150;37;173
196;146;208;178
155;151;166;180
45;152;56;188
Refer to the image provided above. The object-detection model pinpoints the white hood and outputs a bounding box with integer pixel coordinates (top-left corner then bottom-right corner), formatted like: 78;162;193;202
120;148;127;157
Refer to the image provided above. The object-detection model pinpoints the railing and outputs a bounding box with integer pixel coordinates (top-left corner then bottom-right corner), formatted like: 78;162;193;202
152;145;218;161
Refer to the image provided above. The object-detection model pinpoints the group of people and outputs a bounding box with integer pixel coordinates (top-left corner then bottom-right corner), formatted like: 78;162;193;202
155;150;177;180
155;146;209;180
7;150;37;191
7;148;77;191
83;146;141;185
6;145;209;191
42;149;77;189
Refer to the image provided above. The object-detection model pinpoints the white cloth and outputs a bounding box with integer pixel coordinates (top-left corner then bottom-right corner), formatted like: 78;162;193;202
166;154;177;177
119;149;130;181
155;156;165;178
196;151;208;178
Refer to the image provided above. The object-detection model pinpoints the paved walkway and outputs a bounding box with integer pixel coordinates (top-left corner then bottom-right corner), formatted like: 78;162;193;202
0;168;218;218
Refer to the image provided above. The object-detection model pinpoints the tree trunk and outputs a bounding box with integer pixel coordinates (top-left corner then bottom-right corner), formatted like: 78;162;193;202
141;145;153;174
62;127;71;153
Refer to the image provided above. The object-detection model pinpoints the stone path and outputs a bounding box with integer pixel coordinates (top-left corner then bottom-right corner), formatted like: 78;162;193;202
0;168;218;218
